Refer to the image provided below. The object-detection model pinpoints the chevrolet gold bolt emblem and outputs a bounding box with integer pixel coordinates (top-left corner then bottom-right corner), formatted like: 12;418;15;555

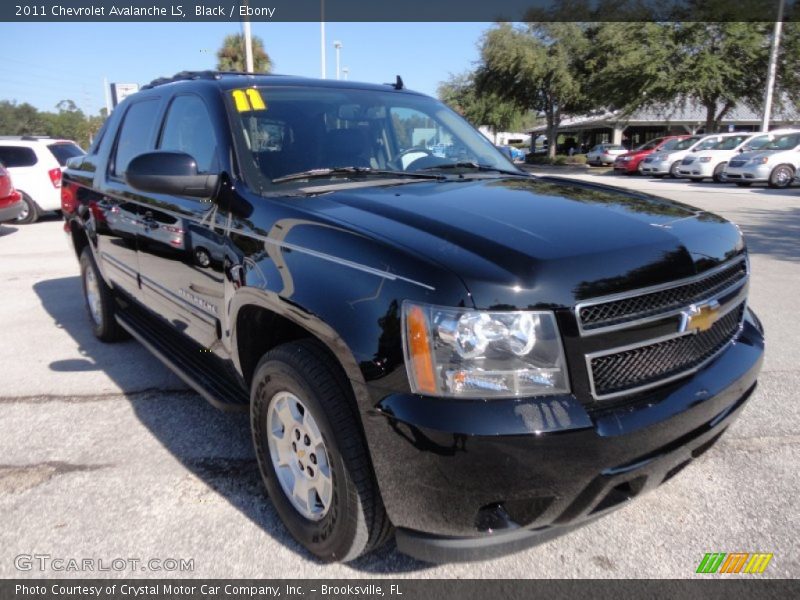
297;450;306;458
681;300;721;333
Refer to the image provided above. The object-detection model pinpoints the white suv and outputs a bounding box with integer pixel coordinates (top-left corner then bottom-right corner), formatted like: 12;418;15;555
723;131;800;188
0;137;85;223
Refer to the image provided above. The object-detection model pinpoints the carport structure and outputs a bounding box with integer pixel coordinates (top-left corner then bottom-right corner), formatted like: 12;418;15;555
529;100;800;152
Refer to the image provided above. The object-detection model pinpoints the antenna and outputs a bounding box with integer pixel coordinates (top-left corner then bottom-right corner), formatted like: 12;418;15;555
385;75;404;90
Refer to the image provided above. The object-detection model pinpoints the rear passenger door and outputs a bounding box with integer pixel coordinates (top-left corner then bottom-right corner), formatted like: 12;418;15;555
95;97;163;301
135;93;227;349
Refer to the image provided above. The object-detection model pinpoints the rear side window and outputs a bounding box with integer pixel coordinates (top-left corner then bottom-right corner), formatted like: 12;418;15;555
48;143;85;166
112;99;160;177
0;146;37;167
158;95;218;173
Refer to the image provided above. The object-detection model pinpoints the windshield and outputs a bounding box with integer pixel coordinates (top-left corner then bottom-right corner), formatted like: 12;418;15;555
227;86;521;191
763;133;800;151
694;136;724;151
672;137;701;151
658;138;682;151
711;135;750;150
635;138;663;152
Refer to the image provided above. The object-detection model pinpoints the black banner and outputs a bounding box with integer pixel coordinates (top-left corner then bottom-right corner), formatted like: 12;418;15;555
1;580;799;600
2;0;799;22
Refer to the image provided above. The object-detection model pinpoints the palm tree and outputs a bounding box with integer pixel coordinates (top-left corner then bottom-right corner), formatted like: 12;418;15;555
216;34;273;73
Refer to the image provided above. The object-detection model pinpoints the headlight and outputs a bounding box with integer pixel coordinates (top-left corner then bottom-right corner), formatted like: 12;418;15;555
748;157;769;165
619;156;632;161
699;157;712;163
402;302;570;398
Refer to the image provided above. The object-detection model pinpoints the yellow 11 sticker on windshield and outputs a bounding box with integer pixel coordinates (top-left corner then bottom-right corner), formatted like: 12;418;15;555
231;89;267;112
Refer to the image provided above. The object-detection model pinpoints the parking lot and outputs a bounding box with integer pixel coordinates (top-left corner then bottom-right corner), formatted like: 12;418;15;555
0;171;798;579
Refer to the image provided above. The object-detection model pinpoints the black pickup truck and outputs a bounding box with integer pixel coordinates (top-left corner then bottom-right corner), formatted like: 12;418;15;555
62;71;764;563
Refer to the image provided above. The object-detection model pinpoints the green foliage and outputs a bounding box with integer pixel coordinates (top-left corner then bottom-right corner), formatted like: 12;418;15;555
526;154;587;166
0;100;105;149
216;33;273;73
437;71;531;135
588;21;773;132
475;23;593;158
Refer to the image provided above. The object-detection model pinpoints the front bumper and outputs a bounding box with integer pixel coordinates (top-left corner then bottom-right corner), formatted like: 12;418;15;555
640;160;671;175
677;162;714;178
724;164;771;183
364;310;764;562
613;159;638;173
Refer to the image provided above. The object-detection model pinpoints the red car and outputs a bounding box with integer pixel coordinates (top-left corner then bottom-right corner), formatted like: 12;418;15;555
0;164;24;222
613;135;691;175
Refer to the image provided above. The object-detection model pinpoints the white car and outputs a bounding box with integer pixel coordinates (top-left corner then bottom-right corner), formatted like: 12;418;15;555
678;129;800;183
639;135;715;178
0;136;85;223
585;143;627;165
723;131;800;188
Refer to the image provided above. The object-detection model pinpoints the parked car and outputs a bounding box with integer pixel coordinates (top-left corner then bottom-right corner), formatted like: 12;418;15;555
0;163;24;222
639;135;713;178
613;135;690;175
495;145;525;163
0;136;85;223
723;131;800;188
676;131;799;183
586;143;627;165
63;71;763;564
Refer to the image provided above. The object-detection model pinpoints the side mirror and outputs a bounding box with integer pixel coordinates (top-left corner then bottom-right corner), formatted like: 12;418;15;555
125;151;219;198
739;148;745;153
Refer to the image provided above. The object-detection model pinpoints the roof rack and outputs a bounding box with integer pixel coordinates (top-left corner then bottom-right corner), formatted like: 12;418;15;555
141;70;272;90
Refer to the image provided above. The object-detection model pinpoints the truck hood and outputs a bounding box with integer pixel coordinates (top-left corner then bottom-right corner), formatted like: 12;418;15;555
320;176;745;309
735;149;788;162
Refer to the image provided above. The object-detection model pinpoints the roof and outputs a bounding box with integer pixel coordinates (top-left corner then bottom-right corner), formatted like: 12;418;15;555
528;97;800;133
140;70;423;95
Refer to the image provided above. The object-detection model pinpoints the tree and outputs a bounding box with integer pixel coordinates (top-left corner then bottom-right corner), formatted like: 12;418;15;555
216;33;272;73
589;22;772;133
438;72;532;143
476;23;592;158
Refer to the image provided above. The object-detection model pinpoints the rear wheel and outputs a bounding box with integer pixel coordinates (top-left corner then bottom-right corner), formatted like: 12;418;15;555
250;340;392;562
79;248;128;342
712;163;727;183
768;165;795;189
15;192;39;224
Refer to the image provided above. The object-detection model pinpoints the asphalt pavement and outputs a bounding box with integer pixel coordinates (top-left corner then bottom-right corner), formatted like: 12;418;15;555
0;171;798;579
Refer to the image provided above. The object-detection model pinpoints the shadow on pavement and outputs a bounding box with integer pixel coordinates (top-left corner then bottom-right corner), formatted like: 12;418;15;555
0;224;19;237
33;276;429;574
734;206;800;262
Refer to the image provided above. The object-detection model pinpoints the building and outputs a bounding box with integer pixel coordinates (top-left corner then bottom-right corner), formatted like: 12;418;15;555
528;100;800;151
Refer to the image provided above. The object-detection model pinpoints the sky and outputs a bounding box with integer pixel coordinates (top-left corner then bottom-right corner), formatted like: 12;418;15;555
1;22;492;116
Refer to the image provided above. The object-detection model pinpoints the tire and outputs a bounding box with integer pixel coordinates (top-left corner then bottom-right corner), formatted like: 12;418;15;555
735;182;752;187
193;247;211;267
768;164;795;189
669;161;682;178
250;340;392;562
712;163;727;183
79;248;128;342
15;192;39;224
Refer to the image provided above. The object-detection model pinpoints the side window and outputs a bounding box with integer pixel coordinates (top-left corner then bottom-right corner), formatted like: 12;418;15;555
158;95;218;173
111;99;160;177
0;146;38;167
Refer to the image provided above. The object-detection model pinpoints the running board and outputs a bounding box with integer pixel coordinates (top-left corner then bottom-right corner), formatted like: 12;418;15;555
115;305;249;412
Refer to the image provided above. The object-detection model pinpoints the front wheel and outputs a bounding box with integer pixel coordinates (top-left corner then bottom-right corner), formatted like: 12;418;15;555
768;164;795;189
250;340;391;562
669;161;682;178
712;163;727;183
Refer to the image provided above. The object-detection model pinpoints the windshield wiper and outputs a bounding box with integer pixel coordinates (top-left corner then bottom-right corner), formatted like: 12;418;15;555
419;161;526;177
272;167;443;184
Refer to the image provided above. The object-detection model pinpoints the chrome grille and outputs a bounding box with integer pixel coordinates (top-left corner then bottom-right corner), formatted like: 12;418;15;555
588;303;745;398
578;259;747;331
